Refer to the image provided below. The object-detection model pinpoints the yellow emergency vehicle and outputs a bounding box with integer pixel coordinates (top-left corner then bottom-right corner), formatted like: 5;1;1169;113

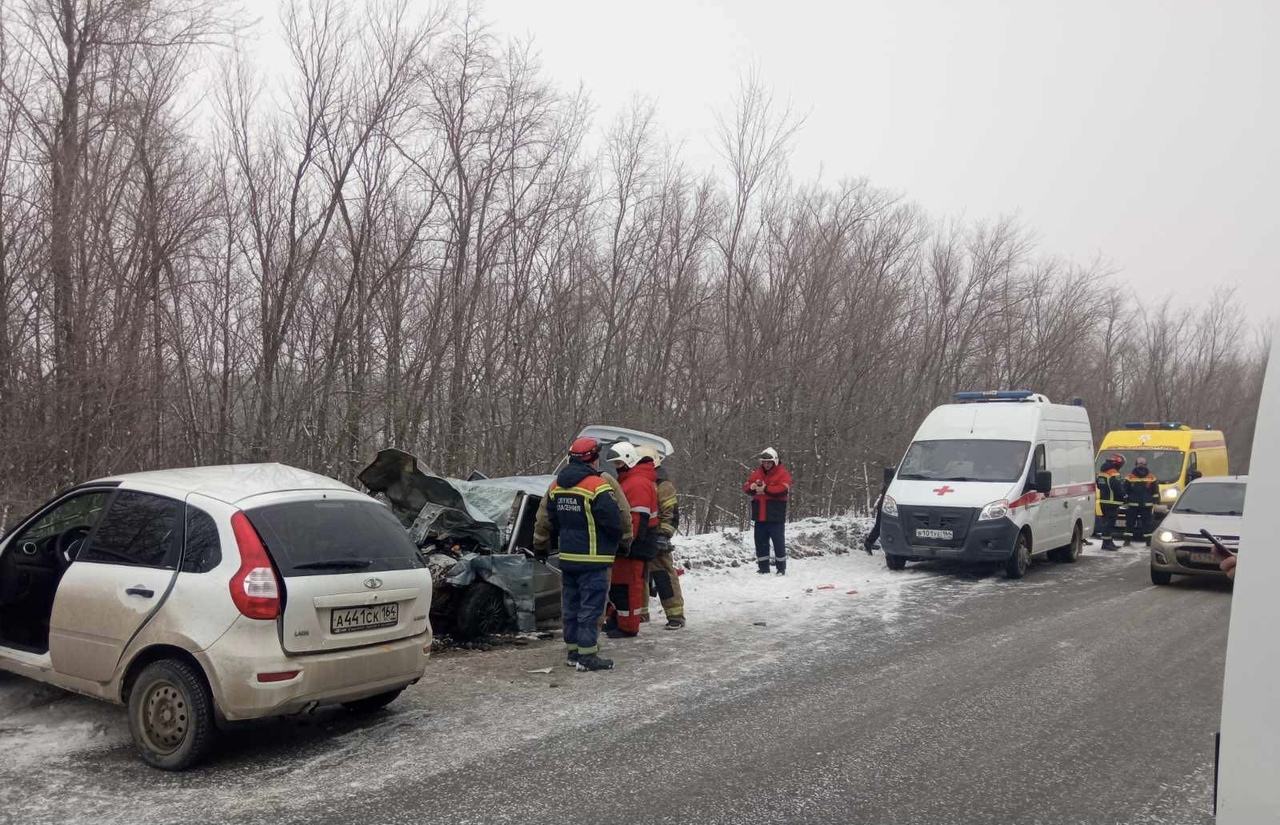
1094;422;1229;520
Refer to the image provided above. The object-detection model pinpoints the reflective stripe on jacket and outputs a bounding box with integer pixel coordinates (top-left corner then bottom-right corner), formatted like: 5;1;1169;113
1097;469;1124;505
1125;472;1159;507
655;475;679;539
532;459;623;568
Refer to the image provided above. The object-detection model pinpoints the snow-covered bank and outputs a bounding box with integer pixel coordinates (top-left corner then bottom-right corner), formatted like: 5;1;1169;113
671;513;874;570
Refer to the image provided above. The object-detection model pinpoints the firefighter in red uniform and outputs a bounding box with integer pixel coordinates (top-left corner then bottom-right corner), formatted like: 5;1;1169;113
1124;456;1160;546
1096;455;1126;551
744;447;793;575
603;441;660;638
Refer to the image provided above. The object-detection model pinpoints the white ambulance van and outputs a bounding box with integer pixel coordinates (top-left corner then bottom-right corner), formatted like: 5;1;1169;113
879;391;1097;579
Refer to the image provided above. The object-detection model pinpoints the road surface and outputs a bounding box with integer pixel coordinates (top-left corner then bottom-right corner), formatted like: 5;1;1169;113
0;547;1229;824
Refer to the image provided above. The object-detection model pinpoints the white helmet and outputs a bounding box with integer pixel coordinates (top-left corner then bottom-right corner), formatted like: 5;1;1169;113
758;447;779;463
606;441;640;469
635;444;663;467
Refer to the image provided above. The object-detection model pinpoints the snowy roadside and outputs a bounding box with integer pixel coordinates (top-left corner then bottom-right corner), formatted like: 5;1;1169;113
670;513;874;570
0;519;1148;824
0;514;883;781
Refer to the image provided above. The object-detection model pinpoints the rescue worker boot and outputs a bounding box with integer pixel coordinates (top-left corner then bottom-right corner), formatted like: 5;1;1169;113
575;654;614;672
565;650;579;667
606;627;638;639
1101;539;1119;551
664;619;684;630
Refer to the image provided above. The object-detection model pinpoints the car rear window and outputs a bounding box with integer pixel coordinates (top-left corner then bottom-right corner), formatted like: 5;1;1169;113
244;498;424;577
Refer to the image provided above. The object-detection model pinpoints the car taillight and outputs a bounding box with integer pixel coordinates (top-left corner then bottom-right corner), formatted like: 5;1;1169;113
230;511;281;620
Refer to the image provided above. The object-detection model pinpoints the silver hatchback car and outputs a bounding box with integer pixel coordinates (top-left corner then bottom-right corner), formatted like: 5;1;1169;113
1149;475;1246;585
0;464;433;770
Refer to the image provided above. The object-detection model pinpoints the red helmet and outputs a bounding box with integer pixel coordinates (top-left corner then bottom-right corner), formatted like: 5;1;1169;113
569;436;601;461
1109;454;1125;468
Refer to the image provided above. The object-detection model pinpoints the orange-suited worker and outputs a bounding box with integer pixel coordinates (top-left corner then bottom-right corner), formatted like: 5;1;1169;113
603;441;660;638
533;436;625;672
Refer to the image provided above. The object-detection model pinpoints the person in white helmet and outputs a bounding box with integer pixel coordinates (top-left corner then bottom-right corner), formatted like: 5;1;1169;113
602;441;659;637
744;448;793;575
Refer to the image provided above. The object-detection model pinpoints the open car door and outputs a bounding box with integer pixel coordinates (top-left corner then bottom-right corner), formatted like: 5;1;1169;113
575;425;674;460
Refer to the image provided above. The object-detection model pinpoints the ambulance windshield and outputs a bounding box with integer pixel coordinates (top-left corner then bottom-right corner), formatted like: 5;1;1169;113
898;439;1031;484
1098;450;1185;484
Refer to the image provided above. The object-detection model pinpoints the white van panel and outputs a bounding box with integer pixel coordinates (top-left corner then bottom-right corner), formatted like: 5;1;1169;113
1216;323;1280;822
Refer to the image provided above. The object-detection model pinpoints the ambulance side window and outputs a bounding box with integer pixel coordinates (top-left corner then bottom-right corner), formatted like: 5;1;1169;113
1025;445;1047;492
1188;452;1200;480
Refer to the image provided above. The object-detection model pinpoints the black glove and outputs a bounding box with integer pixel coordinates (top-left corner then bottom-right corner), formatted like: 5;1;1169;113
533;545;549;562
654;534;671;553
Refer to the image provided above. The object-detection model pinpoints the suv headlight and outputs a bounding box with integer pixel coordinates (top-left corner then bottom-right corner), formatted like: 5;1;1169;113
978;500;1009;522
1162;486;1180;501
882;495;898;517
1157;529;1182;543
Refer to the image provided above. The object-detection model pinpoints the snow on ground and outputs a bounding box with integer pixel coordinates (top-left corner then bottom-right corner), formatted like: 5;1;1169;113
0;516;1147;825
671;513;872;570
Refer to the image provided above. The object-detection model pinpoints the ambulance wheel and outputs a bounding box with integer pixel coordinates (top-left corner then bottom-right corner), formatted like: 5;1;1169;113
885;553;907;571
1005;532;1031;579
1050;523;1083;564
1150;568;1173;586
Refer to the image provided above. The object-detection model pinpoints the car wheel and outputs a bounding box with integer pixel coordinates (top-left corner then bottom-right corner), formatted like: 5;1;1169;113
1057;522;1083;564
1005;532;1031;579
885;554;907;571
1150;567;1173;586
454;582;512;640
127;658;216;771
342;688;405;714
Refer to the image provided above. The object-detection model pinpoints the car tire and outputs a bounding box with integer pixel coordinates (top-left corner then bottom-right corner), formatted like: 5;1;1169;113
885;554;907;571
342;688;405;714
1052;522;1083;564
1005;532;1031;579
127;658;216;771
454;582;513;640
1150;567;1173;586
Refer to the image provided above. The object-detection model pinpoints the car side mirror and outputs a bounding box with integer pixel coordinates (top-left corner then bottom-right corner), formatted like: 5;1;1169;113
1189;470;1203;481
1035;470;1053;496
883;466;896;487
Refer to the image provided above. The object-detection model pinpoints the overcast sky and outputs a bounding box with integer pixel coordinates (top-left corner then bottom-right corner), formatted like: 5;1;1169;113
479;0;1276;322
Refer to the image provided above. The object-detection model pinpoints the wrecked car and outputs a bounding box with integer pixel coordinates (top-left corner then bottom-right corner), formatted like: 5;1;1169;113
358;449;559;641
358;427;675;642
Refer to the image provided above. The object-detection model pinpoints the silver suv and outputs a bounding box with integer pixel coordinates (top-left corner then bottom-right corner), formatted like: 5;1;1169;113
0;464;433;769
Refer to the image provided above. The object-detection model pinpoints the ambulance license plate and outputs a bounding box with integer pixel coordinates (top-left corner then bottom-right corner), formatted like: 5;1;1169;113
331;603;398;634
916;529;953;540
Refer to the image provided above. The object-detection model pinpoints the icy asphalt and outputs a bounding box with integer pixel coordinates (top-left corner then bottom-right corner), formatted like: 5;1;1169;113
0;545;1228;825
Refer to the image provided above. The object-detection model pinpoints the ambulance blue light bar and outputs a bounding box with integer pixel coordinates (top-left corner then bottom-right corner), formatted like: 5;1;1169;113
1123;421;1185;430
953;390;1035;403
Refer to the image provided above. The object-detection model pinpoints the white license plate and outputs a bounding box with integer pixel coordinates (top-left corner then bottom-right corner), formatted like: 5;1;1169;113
1187;552;1217;565
916;529;953;540
331;603;399;634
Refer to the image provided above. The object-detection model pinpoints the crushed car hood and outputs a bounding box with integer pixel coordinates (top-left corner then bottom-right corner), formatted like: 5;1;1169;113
358;448;552;552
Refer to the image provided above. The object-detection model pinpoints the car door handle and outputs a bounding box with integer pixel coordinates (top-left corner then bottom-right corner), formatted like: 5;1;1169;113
125;586;155;599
